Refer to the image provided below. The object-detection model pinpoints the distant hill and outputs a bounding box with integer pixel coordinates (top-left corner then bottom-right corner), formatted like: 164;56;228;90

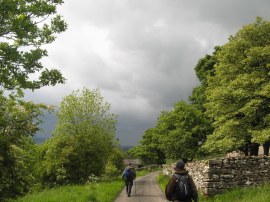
120;145;134;152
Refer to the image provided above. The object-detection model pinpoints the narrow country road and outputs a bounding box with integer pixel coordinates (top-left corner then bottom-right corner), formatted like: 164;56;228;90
115;171;168;202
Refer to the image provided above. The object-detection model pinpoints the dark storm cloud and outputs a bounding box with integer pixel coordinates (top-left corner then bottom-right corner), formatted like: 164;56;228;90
26;0;270;146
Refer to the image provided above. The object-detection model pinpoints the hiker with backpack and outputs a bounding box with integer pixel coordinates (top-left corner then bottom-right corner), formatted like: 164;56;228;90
121;163;136;197
165;160;198;202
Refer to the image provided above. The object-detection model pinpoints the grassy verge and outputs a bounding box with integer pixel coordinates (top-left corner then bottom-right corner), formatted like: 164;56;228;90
9;180;124;202
156;173;270;202
156;172;169;192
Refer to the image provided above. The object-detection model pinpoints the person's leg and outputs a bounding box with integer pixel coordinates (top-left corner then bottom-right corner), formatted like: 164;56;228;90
125;180;129;194
127;180;133;197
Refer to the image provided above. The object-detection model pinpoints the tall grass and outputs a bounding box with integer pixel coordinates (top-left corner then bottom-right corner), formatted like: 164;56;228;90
156;173;270;202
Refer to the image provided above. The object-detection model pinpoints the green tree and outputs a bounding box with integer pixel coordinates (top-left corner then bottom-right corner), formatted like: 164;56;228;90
41;88;117;184
128;128;166;165
131;100;211;163
0;0;67;90
158;101;209;161
203;17;270;155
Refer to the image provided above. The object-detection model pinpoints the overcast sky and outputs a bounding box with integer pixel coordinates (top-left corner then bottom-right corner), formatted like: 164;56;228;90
26;0;270;146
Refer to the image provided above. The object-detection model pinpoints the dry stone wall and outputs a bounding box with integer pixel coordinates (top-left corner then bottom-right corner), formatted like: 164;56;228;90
163;156;270;196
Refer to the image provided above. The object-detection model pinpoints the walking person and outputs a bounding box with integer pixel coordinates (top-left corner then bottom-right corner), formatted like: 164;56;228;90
122;163;136;197
165;160;198;202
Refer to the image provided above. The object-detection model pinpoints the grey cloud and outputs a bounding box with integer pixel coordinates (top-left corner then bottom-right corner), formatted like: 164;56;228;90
195;0;270;30
28;0;270;146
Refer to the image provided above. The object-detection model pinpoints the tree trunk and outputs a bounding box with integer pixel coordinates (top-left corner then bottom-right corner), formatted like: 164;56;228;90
240;144;249;156
263;141;270;156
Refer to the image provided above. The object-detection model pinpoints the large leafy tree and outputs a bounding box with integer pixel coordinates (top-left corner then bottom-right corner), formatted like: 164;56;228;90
41;88;117;184
203;17;270;155
0;0;67;90
131;101;211;163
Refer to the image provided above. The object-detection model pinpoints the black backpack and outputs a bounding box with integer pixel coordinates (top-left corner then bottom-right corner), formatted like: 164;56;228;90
174;174;193;200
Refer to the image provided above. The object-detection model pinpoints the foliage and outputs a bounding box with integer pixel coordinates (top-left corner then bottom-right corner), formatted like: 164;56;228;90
103;147;124;178
195;47;219;85
189;47;219;111
131;99;211;162
158;101;210;161
0;0;67;90
188;48;218;156
128;128;166;165
40;88;117;185
203;17;270;153
0;91;47;200
0;1;67;200
108;147;124;171
103;162;119;179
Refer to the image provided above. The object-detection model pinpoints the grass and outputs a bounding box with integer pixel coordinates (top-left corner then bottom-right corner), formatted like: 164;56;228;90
203;184;270;202
10;167;160;202
11;170;270;202
156;173;270;202
136;165;160;177
156;172;169;192
9;180;124;202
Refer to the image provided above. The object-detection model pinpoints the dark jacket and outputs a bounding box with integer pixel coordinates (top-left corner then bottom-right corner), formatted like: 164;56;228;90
165;169;198;202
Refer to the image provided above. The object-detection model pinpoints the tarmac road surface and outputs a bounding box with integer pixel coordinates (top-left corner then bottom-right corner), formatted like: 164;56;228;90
114;171;168;202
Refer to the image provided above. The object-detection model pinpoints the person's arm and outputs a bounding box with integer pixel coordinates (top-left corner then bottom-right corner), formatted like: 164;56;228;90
188;175;198;202
165;175;175;201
